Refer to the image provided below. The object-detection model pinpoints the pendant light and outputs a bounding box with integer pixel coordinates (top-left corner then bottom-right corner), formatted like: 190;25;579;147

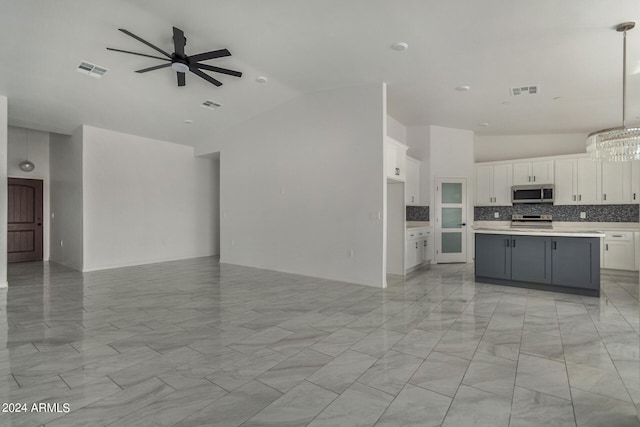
586;22;640;162
18;128;35;172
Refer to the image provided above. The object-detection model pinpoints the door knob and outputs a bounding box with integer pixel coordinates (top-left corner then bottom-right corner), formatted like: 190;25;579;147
459;223;466;226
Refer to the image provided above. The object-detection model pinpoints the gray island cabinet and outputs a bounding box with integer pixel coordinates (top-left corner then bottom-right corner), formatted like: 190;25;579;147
474;231;601;296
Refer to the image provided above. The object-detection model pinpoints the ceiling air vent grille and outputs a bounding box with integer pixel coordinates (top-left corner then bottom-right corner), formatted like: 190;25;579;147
77;61;109;78
510;85;539;96
202;100;222;109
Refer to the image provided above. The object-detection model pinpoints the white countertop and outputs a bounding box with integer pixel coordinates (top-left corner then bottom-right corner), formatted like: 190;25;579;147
472;226;604;238
406;221;431;229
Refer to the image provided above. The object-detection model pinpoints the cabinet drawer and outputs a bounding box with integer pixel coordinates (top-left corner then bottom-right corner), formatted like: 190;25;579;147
604;231;633;241
406;228;430;240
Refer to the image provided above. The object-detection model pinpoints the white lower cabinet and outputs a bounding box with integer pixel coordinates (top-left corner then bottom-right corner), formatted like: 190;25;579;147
405;228;431;271
603;231;636;270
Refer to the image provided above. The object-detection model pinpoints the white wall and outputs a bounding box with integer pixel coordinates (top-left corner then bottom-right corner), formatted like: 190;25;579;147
475;133;586;162
209;83;386;287
49;129;83;270
387;115;407;144
0;96;7;287
81;126;217;271
7;127;50;260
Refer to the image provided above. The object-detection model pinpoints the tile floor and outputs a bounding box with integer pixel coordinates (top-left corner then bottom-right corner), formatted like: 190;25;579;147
1;257;640;426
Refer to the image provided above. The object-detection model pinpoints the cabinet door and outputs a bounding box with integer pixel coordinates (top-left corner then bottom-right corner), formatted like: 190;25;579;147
395;146;407;181
512;163;532;185
405;158;420;205
511;235;552;284
601;161;630;204
475;165;494;206
577;158;599;204
603;234;635;270
405;239;416;269
554;159;577;205
632;161;640;204
551;237;600;289
385;142;397;179
532;160;554;184
493;164;513;206
475;234;511;280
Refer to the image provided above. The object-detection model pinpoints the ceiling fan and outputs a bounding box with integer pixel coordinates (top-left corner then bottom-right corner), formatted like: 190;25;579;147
107;26;242;87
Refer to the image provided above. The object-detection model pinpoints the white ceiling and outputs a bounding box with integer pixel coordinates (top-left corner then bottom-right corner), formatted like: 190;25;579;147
1;0;639;147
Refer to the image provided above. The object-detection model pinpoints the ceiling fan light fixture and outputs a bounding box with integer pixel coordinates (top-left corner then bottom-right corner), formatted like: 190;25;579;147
587;22;640;162
171;62;189;73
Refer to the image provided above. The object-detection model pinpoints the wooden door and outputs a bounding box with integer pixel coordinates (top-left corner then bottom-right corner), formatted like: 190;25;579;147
8;178;43;263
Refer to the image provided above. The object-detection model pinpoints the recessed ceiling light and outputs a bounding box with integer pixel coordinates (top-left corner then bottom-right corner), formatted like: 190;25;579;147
391;42;408;51
184;119;193;125
455;85;471;91
478;122;489;127
256;76;268;83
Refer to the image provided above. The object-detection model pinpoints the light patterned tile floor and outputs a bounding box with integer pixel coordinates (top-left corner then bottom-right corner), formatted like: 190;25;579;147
1;258;640;426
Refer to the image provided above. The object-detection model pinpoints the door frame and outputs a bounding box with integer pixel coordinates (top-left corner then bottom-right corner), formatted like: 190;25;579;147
434;177;467;263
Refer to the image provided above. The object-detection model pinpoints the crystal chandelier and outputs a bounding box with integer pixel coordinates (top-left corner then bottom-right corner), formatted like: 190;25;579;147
586;22;640;162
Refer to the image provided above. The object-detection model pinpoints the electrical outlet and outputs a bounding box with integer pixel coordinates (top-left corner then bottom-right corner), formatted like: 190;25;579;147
494;212;499;218
580;212;586;219
348;249;354;258
60;240;63;247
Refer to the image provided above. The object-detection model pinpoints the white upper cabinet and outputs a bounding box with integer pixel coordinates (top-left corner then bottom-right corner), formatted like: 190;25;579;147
601;161;631;204
632;161;640;204
577;157;599;204
554;159;577;205
475;163;513;206
555;157;599;205
405;156;420;205
512;160;554;185
385;137;408;181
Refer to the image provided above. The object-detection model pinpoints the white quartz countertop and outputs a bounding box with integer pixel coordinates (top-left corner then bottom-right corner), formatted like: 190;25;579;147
406;221;431;229
472;225;604;238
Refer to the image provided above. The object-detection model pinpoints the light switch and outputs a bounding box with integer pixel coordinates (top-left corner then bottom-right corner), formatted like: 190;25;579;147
580;212;586;219
494;212;499;218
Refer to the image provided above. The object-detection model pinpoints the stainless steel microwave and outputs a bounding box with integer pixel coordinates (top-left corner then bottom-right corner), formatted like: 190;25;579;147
511;184;554;204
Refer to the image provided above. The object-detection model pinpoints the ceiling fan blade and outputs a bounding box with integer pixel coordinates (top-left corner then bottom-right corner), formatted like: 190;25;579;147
189;67;222;87
136;63;172;73
194;63;242;78
107;47;171;62
188;49;231;63
173;27;186;57
177;72;186;87
118;28;172;58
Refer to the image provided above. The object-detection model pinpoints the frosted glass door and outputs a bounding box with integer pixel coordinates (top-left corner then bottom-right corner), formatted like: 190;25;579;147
435;178;467;263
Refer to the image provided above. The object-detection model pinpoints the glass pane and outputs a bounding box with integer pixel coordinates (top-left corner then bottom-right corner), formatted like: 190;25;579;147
442;183;462;204
442;232;462;253
442;207;462;229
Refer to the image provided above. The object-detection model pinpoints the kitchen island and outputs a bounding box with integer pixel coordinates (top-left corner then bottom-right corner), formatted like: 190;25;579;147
473;226;604;296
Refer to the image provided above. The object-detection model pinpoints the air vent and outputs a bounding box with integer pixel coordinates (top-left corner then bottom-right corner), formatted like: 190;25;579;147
201;100;222;109
77;61;109;78
510;85;539;96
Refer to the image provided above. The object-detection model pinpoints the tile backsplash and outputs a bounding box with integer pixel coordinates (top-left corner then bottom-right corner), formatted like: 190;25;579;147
407;206;429;221
474;204;639;222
